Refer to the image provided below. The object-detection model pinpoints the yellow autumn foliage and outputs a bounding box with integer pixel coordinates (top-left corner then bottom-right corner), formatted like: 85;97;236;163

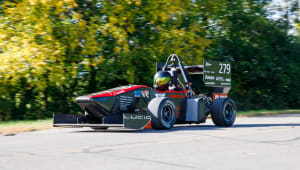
0;0;101;91
0;0;218;120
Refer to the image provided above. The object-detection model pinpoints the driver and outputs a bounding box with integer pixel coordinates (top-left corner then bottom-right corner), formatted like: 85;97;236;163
153;71;171;91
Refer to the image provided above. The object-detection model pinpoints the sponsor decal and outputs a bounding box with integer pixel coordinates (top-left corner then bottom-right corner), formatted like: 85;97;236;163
205;82;215;85
143;90;150;98
213;93;228;100
168;94;185;99
155;93;166;97
134;90;141;97
120;96;133;111
93;97;108;101
205;62;212;67
123;113;151;129
123;114;151;120
216;77;224;81
116;90;125;95
204;60;231;87
90;85;148;98
205;75;215;80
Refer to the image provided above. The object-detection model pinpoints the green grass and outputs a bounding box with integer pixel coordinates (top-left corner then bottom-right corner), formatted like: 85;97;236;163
0;118;54;134
0;118;52;127
237;109;300;117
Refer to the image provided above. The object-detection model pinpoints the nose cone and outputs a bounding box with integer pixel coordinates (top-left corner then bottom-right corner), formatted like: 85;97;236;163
75;85;151;120
76;95;90;103
76;95;110;119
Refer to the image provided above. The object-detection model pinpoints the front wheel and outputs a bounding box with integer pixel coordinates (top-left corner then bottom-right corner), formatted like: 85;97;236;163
147;97;177;130
211;98;236;127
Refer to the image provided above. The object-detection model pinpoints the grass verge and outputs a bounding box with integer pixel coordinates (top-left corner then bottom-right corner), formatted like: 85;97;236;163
237;109;300;117
0;119;56;135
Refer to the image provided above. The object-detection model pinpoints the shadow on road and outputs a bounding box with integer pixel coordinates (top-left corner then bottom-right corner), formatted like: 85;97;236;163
233;123;300;128
70;125;221;133
69;123;300;134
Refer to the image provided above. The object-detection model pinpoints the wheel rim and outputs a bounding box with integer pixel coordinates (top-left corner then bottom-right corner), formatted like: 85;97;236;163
224;103;235;121
161;104;174;127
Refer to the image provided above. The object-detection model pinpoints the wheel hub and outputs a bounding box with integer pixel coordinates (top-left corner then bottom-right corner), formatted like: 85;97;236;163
161;104;174;127
224;103;234;121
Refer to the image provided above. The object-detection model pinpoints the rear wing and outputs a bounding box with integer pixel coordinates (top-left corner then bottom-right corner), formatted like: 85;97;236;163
203;60;231;87
156;60;231;88
156;60;231;94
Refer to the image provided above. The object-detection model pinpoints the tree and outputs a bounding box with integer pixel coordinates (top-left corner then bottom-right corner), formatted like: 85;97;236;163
0;0;298;120
0;0;212;120
0;0;102;119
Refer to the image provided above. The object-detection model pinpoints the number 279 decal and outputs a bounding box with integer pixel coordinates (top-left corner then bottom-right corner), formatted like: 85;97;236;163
219;63;230;74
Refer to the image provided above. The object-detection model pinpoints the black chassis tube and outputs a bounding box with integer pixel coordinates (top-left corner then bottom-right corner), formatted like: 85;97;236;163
162;54;193;97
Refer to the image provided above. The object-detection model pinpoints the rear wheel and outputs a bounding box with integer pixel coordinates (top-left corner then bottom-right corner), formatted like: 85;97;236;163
147;97;177;130
211;98;236;127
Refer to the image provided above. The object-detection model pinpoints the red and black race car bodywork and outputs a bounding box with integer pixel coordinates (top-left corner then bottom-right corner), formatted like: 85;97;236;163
54;54;236;130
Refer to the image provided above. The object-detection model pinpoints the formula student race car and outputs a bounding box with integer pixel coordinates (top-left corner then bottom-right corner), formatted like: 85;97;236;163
54;54;236;130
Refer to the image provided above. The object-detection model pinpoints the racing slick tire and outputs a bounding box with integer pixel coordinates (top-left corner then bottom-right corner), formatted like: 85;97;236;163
211;98;236;127
147;97;177;130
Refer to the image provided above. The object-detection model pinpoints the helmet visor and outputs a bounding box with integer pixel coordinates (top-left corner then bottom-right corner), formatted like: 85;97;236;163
155;77;170;86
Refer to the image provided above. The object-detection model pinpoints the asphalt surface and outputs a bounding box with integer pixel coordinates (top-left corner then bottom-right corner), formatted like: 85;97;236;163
1;114;300;170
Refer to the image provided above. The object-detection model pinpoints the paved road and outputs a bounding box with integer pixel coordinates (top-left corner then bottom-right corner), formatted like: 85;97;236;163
1;114;300;170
